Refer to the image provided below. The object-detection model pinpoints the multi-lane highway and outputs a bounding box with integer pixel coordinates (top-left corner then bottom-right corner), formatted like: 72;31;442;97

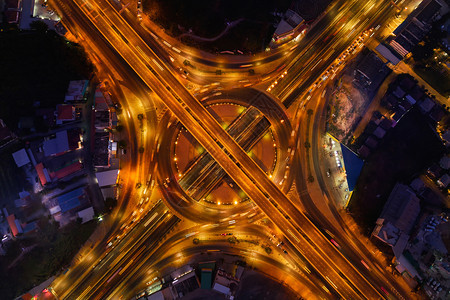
64;2;383;298
46;0;412;298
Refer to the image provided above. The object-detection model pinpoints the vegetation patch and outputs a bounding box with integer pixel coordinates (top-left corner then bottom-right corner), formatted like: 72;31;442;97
143;0;291;53
0;219;97;298
0;30;92;131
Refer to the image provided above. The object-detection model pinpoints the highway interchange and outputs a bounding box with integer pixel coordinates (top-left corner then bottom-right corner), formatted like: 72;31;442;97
46;0;415;299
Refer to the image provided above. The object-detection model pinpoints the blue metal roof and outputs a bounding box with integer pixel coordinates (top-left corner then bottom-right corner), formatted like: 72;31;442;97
57;187;83;212
340;144;364;192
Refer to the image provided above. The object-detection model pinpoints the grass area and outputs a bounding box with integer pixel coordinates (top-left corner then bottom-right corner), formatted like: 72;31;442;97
143;0;291;52
0;220;97;298
347;108;445;233
413;64;450;97
0;30;92;131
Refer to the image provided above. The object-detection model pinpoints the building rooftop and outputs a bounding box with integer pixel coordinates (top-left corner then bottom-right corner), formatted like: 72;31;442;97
439;155;450;170
93;131;110;167
379;118;393;130
355;52;386;87
173;271;200;295
393;86;406;99
12;148;30;168
357;144;371;158
50;161;83;180
416;0;442;24
5;10;20;24
340;144;364;191
43;130;70;156
410;177;425;192
56;104;75;124
94;89;109;111
373;126;387;139
77;207;94;224
95;169;119;187
57;187;84;213
65;80;89;102
429;105;445;123
380;183;421;233
7;214;20;237
35;162;51;185
6;0;21;9
409;86;425;102
365;136;379;149
375;44;401;65
438;173;449;188
212;283;230;296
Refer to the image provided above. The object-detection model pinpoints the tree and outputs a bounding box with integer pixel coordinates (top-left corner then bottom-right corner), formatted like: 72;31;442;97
118;140;127;149
36;217;59;245
30;20;49;33
115;124;124;132
105;197;117;212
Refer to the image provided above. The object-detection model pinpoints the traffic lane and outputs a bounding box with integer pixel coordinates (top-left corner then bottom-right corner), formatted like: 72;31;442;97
273;0;384;100
179;107;259;190
108;225;334;300
70;210;175;299
56;202;168;298
116;0;398;296
54;1;387;297
280;1;394;105
186;116;270;199
158;88;294;215
156;118;250;222
46;7;152;296
90;216;180;299
81;4;381;298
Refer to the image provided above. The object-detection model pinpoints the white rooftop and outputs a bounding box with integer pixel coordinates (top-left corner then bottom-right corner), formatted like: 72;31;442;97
213;282;230;295
49;205;61;215
77;207;95;224
375;44;401;65
12;148;30;167
274;19;294;36
43;130;69;156
439;155;450;169
95;169;119;187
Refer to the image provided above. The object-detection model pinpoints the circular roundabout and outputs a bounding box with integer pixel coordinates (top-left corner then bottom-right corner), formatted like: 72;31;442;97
156;88;296;223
